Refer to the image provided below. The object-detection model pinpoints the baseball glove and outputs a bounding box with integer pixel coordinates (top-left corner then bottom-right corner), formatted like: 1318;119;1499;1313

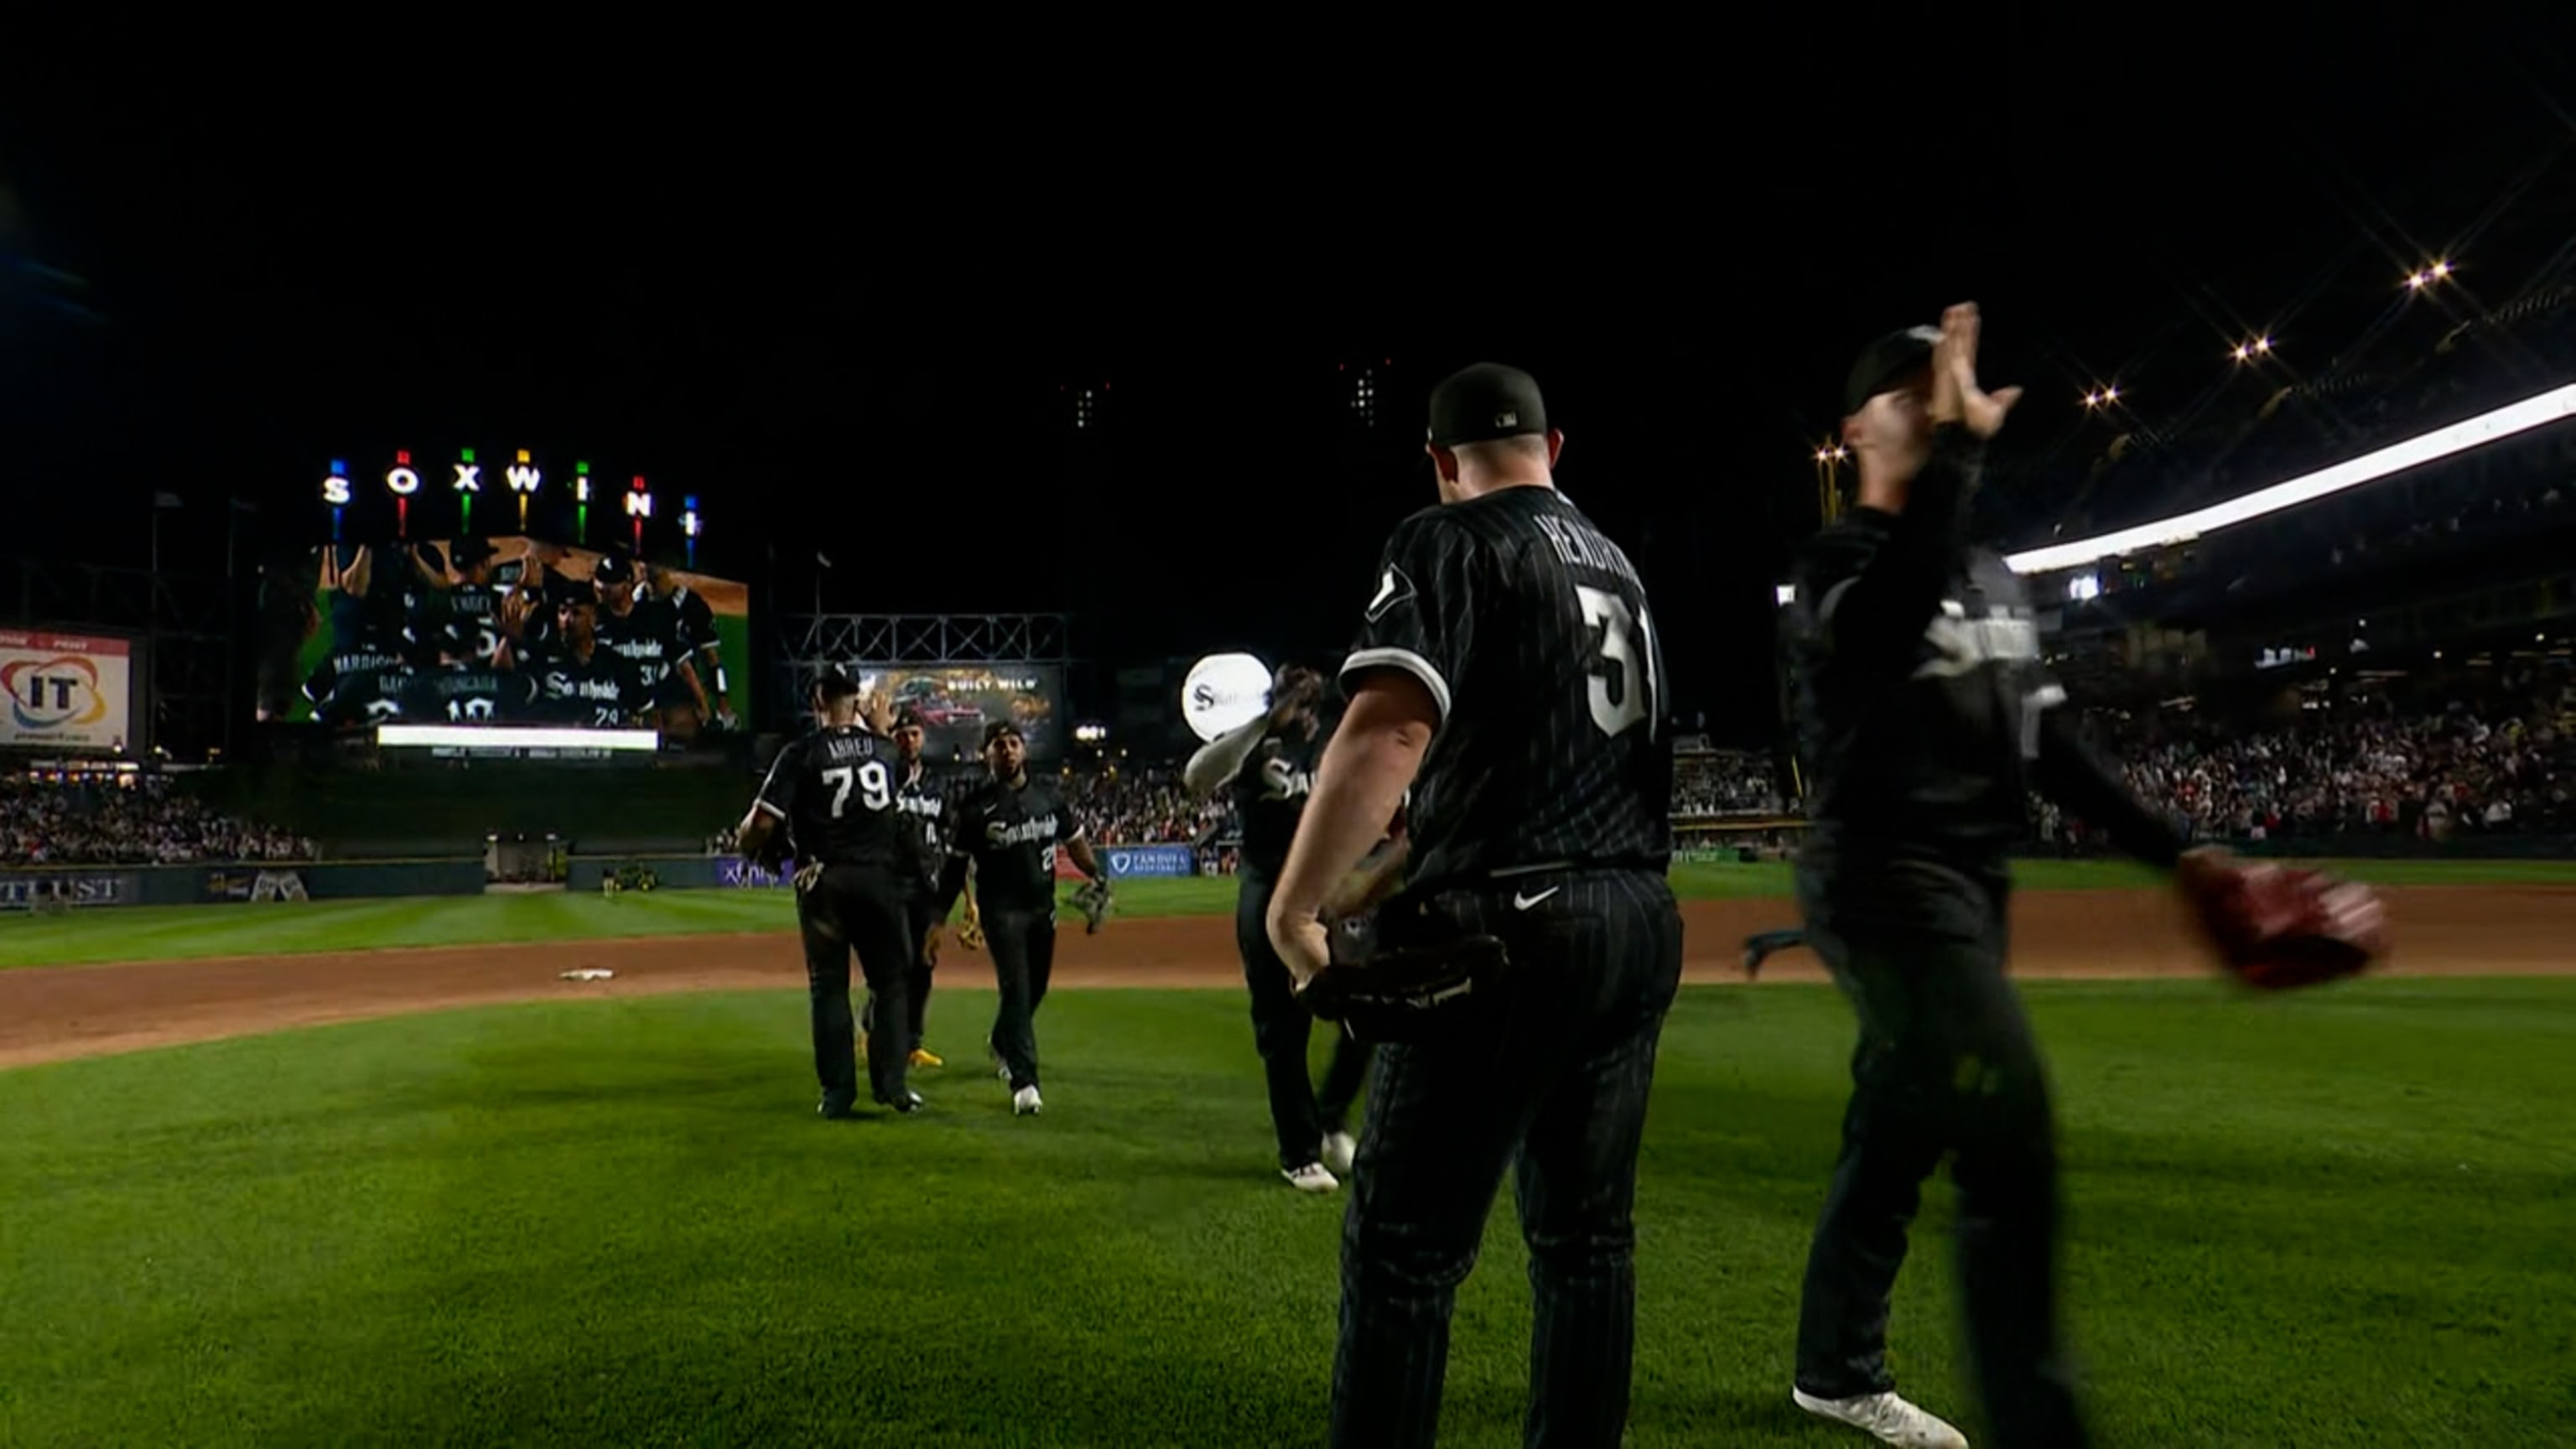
1072;876;1114;933
2176;850;2390;990
1298;933;1511;1043
956;914;986;951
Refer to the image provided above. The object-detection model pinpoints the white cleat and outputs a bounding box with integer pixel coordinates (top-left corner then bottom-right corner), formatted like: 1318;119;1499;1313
1792;1388;1969;1449
1012;1085;1043;1116
1283;1161;1339;1193
1321;1131;1358;1176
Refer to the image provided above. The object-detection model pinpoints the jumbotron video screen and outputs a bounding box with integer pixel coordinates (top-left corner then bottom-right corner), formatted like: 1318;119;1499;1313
854;667;1063;761
254;538;750;742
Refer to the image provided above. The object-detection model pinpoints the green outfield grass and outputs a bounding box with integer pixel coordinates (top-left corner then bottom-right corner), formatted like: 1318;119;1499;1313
7;856;2576;970
3;978;2567;1446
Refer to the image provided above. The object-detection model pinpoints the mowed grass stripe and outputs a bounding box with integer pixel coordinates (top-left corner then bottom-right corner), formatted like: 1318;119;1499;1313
9;857;2576;969
1;979;2568;1446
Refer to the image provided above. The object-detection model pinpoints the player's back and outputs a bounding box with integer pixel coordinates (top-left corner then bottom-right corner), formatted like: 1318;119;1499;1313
780;725;908;870
1354;488;1672;896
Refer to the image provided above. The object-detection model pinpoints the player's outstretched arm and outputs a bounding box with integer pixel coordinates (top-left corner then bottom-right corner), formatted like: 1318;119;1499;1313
1183;714;1269;797
2029;706;2188;870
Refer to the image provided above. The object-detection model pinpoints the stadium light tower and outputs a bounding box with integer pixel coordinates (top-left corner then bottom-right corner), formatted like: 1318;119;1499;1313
2231;336;2274;362
1812;441;1849;524
2404;259;2454;290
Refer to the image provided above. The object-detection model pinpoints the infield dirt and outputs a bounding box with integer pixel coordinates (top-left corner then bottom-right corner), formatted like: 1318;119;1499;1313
3;885;2568;1070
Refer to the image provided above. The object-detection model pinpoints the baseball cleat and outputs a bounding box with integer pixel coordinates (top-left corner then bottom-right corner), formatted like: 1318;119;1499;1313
817;1097;860;1121
876;1090;925;1115
1283;1161;1339;1193
910;1047;944;1068
1791;1388;1968;1449
1012;1085;1043;1116
1321;1131;1358;1176
1742;946;1767;978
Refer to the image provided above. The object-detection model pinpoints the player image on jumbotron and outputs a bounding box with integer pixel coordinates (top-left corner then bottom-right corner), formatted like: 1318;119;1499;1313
255;536;754;739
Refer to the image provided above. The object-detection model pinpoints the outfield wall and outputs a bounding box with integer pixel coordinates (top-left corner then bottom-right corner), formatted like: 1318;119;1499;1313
0;860;488;911
566;844;1203;894
1676;818;2576;865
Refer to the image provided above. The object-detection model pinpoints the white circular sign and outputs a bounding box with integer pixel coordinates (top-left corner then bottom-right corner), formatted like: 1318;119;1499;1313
1181;652;1271;743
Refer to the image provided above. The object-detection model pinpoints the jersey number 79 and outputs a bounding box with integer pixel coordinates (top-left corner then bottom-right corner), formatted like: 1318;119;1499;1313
823;761;894;817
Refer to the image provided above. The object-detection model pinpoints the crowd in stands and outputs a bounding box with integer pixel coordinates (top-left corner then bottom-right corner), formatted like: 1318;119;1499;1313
1;776;317;867
2041;675;2569;848
1674;750;1788;818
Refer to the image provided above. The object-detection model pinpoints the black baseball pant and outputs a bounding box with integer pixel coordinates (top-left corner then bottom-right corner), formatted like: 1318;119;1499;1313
1793;856;2090;1449
1332;867;1685;1449
860;889;938;1057
796;863;917;1113
1236;868;1372;1172
982;905;1055;1093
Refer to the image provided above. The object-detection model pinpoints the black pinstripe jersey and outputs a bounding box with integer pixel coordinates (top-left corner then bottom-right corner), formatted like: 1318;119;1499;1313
1338;486;1673;896
755;724;910;870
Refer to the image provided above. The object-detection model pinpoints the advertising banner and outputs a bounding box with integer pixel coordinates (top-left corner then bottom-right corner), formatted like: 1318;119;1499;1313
0;871;133;910
712;855;788;888
1096;844;1197;880
0;631;134;752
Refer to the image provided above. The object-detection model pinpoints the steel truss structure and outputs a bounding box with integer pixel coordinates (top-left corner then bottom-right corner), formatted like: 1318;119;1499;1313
771;613;1072;723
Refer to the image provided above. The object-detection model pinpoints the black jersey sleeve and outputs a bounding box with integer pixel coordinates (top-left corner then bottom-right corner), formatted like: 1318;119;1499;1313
1339;510;1478;724
1799;424;1984;665
1057;788;1085;845
754;740;800;820
2033;705;2189;868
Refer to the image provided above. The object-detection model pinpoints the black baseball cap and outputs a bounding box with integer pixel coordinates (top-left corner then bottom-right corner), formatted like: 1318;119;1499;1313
593;553;636;585
813;666;860;701
981;719;1024;747
1427;363;1548;448
893;707;926;730
1845;325;1942;414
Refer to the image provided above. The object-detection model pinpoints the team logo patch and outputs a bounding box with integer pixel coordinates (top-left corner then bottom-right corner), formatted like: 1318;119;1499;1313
1365;566;1415;622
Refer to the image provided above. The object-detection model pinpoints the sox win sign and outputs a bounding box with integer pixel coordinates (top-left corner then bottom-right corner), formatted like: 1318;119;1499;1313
320;449;696;554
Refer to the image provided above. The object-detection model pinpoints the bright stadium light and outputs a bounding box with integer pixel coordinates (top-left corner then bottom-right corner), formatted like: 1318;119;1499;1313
2007;381;2576;575
1775;584;1797;606
2067;573;2101;601
376;724;660;752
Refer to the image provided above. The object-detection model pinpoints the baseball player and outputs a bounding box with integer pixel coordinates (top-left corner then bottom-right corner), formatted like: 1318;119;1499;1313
860;708;973;1068
927;720;1109;1117
517;590;650;728
646;558;735;730
1265;363;1684;1448
1780;304;2217;1447
591;553;707;728
732;667;922;1119
1182;662;1376;1192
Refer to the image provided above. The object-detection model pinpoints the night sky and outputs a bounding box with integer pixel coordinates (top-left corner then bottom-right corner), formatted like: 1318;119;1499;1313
4;28;2566;744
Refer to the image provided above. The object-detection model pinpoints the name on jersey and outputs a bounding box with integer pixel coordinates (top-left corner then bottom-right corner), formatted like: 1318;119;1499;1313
1915;601;2041;679
1535;513;1643;589
336;650;404;674
819;735;879;763
984;815;1058;848
1259;756;1313;801
545;670;625;702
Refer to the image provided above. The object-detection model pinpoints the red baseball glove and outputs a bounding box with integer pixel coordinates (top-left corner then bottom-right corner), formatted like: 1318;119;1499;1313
2175;849;2391;990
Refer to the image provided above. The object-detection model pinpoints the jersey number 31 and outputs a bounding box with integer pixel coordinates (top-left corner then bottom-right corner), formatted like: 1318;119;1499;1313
1577;584;1656;739
823;761;893;817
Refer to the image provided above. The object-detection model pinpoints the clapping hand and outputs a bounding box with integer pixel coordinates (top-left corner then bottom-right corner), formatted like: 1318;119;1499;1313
1927;302;2023;439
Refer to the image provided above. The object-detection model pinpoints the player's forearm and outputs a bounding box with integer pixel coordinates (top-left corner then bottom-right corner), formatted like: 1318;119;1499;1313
2033;708;2188;870
1182;716;1268;797
1327;834;1410;917
1819;426;1982;655
933;854;972;917
1067;838;1105;881
1273;719;1426;922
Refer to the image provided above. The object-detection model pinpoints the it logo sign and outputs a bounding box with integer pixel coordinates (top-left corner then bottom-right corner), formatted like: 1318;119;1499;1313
3;656;107;731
